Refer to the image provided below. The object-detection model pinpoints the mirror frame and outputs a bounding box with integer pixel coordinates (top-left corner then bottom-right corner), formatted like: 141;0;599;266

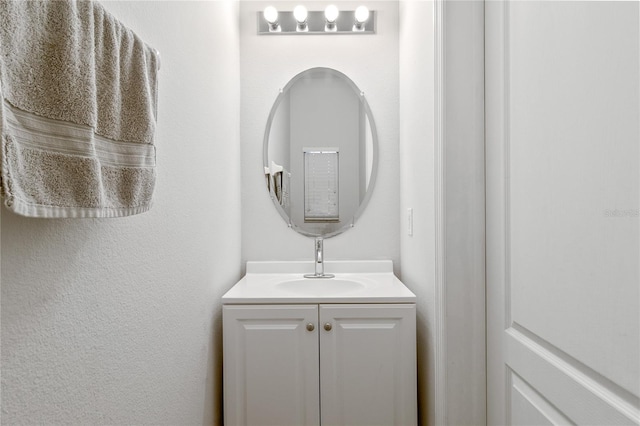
263;67;379;238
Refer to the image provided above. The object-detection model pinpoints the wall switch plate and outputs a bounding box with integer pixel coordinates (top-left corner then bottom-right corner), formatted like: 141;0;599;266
407;208;413;236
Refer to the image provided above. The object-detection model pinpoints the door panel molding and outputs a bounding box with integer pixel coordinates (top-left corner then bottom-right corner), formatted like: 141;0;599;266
507;327;639;425
512;322;640;407
510;372;571;425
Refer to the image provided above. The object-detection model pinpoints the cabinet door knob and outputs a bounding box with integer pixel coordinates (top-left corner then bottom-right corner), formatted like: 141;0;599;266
324;322;332;331
306;323;315;332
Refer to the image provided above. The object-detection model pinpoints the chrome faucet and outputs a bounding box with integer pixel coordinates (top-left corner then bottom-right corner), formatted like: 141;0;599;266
304;237;335;279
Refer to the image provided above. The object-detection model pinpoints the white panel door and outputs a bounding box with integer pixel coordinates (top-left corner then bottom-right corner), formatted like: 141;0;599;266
223;305;320;426
486;1;639;425
319;304;417;426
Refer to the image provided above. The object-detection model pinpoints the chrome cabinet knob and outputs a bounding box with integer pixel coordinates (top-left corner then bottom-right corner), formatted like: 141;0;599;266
324;322;332;331
306;323;315;332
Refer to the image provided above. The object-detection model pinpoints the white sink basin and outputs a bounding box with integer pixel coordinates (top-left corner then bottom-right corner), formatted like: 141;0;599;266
222;260;417;303
276;278;365;296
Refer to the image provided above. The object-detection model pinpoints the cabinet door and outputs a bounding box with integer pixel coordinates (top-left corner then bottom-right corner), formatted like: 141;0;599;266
319;304;417;426
223;305;320;426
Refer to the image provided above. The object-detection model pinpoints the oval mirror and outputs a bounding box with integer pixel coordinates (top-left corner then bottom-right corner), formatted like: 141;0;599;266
263;67;378;238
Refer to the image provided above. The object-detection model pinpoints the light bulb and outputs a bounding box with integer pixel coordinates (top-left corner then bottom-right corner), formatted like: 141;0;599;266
263;6;280;32
324;5;339;23
293;5;308;32
355;6;369;23
293;5;308;23
263;6;278;24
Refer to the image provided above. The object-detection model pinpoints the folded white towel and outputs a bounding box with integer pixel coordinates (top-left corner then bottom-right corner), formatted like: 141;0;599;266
0;0;159;218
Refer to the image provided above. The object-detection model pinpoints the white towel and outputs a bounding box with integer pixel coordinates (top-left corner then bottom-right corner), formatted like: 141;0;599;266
0;0;159;218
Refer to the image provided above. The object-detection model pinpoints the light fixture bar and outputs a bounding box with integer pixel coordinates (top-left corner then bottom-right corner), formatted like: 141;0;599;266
257;10;376;35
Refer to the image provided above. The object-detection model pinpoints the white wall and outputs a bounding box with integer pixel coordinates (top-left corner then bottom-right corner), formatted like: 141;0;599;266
399;2;437;425
0;2;241;424
240;1;400;272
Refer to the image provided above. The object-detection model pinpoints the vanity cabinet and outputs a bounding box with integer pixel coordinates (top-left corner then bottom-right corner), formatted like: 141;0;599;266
223;303;417;426
223;305;320;426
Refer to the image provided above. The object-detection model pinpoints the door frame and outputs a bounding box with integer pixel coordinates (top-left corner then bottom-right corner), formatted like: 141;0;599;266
434;0;487;424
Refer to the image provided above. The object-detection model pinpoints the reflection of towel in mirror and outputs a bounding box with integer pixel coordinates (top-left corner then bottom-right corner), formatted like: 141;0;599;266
264;166;271;192
272;171;283;204
0;0;158;217
269;161;284;205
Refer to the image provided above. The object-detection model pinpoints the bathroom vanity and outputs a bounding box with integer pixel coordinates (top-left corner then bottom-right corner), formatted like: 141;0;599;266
224;67;417;425
222;261;417;426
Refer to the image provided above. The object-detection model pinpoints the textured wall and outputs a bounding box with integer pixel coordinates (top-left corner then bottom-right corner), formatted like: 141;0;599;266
0;1;240;424
240;1;400;273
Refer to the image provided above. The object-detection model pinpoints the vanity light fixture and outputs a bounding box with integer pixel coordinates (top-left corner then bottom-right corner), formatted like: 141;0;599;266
324;5;339;32
263;6;281;32
257;6;375;35
353;6;370;31
293;5;308;32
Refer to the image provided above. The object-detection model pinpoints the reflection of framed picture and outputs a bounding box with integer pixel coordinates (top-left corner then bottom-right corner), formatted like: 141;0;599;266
303;148;339;223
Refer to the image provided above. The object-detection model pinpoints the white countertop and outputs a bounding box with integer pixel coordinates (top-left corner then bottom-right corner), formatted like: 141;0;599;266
222;260;417;304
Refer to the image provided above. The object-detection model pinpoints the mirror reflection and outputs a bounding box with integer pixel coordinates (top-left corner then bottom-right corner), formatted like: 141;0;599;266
264;67;378;237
